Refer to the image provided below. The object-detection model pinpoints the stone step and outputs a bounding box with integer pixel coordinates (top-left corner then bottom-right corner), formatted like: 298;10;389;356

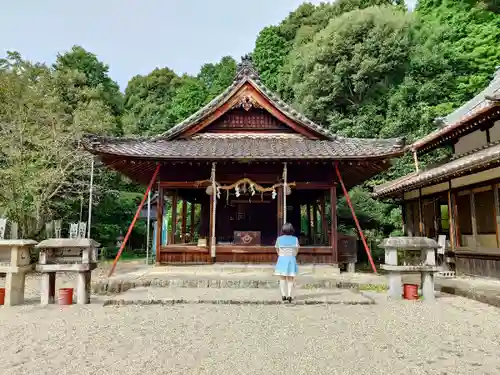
92;275;376;295
127;264;340;276
103;287;375;306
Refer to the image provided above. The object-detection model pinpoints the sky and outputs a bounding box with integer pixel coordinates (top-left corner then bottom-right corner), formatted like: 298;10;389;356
0;0;417;90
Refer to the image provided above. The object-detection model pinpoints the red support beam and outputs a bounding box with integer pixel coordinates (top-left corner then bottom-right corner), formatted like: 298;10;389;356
335;163;377;274
108;164;161;277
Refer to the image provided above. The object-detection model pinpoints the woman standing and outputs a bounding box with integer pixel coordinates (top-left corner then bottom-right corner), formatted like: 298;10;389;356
274;222;299;303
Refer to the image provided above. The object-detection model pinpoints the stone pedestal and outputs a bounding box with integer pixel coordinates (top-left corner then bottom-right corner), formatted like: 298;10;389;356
346;262;356;273
388;271;403;299
381;237;440;302
0;240;37;306
421;271;435;302
40;272;56;305
36;238;99;305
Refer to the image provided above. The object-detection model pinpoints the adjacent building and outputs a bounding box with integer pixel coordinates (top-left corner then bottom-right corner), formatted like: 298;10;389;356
374;68;500;278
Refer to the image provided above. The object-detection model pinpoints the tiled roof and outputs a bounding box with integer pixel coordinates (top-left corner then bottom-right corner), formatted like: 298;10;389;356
373;142;500;198
155;56;334;141
82;134;405;160
411;67;500;151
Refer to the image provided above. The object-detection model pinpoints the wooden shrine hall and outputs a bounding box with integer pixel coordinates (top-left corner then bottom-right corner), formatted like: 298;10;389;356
83;57;405;265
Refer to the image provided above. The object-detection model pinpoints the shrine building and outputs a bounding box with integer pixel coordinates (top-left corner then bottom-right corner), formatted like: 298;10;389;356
82;57;405;266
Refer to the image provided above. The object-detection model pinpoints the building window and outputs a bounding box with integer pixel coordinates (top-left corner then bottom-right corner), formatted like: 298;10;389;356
456;193;472;235
440;204;450;232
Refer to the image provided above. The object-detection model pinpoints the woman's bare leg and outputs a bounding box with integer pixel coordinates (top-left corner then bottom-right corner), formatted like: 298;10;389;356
279;276;287;297
286;276;294;298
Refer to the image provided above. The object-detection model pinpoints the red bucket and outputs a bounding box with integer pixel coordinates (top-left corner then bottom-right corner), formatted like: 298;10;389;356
403;284;419;300
58;288;73;305
0;288;5;306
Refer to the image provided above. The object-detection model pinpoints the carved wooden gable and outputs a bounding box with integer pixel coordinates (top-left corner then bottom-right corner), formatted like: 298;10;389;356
202;108;292;133
178;82;324;139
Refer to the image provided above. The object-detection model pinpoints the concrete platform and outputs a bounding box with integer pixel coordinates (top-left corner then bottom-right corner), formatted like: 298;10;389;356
103;287;374;306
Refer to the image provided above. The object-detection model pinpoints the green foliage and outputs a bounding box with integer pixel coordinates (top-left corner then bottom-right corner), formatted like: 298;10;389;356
0;51;116;237
197;56;237;100
123;56;236;135
54;45;124;134
287;6;414;133
123;67;179;135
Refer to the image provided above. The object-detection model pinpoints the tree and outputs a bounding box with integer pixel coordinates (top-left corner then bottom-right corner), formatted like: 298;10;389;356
197;56;237;100
166;75;208;126
122;67;180;135
286;6;414;136
54;45;124;119
416;0;500;99
0;52;115;237
253;26;289;91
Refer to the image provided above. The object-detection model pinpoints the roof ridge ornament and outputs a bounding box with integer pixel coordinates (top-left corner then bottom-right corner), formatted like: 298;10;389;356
235;54;260;81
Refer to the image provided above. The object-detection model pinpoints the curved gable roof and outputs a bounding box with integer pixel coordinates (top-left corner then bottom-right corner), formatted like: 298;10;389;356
155;56;334;141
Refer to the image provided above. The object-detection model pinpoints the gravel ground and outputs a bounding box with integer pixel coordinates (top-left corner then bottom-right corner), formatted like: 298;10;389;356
1;294;500;375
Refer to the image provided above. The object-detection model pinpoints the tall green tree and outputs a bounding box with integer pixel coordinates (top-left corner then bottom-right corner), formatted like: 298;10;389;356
54;45;124;133
286;6;414;136
197;56;237;100
0;52;115;237
122;67;179;135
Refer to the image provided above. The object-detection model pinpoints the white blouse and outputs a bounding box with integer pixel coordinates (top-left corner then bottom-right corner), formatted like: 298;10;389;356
275;235;300;257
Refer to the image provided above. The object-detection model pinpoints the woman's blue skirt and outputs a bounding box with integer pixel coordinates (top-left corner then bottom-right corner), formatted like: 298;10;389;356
274;255;298;277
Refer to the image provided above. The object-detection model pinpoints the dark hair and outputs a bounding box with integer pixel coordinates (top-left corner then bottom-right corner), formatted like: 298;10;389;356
281;222;295;236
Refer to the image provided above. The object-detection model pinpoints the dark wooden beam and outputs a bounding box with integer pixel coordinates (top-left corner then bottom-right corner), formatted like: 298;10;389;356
312;202;318;244
156;187;164;265
181;199;187;244
170;190;178;245
306;203;312;244
330;186;338;264
190;202;196;242
320;193;328;244
277;186;284;236
447;187;455;250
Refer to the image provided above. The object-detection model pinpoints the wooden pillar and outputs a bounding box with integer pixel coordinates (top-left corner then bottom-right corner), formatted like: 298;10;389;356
452;191;461;247
401;202;407;235
209;162;217;261
330;186;338;264
320;193;328;245
312;202;318;244
170;190;178;245
190;202;196;243
181;199;187;243
447;188;456;250
418;189;424;236
433;198;439;238
306;203;312;244
470;190;478;249
208;195;214;256
156;187;164;264
277;186;284;236
493;184;500;248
